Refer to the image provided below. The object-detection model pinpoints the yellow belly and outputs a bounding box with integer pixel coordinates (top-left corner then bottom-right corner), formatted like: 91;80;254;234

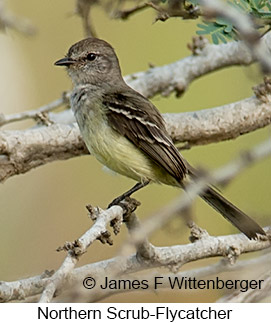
75;103;179;186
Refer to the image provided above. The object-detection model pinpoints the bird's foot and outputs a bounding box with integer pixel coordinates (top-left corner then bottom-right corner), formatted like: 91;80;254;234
107;181;149;209
108;194;128;209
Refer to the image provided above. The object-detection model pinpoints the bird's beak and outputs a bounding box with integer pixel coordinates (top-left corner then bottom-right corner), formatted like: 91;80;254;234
54;57;75;67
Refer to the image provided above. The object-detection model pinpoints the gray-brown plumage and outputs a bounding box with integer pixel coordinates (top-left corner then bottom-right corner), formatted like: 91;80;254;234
55;37;265;239
104;91;187;183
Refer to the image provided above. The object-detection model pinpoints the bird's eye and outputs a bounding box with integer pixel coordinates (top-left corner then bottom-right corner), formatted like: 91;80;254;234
86;53;97;61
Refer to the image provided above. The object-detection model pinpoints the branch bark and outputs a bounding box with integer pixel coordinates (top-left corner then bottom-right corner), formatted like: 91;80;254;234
1;138;270;302
1;34;271;182
1;93;271;182
0;123;88;182
84;251;271;303
39;205;124;303
2;32;271;128
217;268;271;302
118;139;271;251
1;0;270;305
1;229;270;302
124;32;271;98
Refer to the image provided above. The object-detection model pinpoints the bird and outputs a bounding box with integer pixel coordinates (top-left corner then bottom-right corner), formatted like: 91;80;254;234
55;37;265;239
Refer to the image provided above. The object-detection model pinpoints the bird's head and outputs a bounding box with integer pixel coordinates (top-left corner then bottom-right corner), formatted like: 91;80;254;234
55;37;122;87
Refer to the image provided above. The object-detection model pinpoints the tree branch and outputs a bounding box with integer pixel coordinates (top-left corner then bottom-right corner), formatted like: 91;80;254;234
1;90;271;182
83;251;271;302
165;92;271;147
1;0;270;305
0;97;67;127
0;123;88;182
217;267;271;302
1;229;270;302
1;138;270;302
38;205;124;303
1;32;271;128
113;2;150;20
124;32;271;98
3;32;271;129
76;0;98;37
199;0;271;73
118;139;271;252
0;0;36;35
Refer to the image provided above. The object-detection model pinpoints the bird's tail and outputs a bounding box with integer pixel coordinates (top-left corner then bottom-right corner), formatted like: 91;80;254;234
200;186;265;239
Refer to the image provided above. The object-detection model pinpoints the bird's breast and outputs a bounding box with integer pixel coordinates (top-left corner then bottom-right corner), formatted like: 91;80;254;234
71;89;180;186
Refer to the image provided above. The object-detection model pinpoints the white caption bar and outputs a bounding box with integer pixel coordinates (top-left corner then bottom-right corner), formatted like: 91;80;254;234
0;303;268;322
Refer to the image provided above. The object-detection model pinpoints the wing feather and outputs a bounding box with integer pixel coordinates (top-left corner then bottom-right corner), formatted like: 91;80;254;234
103;91;187;182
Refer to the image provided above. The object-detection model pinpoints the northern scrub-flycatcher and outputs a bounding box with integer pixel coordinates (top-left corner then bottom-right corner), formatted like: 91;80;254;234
55;37;265;239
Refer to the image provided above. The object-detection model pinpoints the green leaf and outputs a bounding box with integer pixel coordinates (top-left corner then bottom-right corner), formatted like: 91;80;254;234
195;0;271;44
230;0;252;13
224;24;234;33
217;33;228;43
196;21;235;44
251;0;266;10
215;18;231;26
211;33;219;44
188;0;201;4
215;18;234;33
196;30;208;35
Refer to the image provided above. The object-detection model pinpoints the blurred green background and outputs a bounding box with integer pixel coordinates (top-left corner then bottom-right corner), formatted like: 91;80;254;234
0;0;270;302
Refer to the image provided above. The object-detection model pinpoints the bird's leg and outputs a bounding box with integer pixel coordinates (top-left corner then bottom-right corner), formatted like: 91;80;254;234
108;180;150;208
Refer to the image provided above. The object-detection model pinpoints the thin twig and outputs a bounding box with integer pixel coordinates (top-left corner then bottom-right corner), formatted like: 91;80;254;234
147;1;200;22
2;32;271;127
2;229;269;302
0;0;36;35
76;0;98;37
121;139;271;250
113;2;149;19
0;97;67;127
39;205;123;302
2;136;271;302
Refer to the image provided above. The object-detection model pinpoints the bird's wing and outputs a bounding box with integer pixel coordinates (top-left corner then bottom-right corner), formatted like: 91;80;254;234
103;90;187;182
